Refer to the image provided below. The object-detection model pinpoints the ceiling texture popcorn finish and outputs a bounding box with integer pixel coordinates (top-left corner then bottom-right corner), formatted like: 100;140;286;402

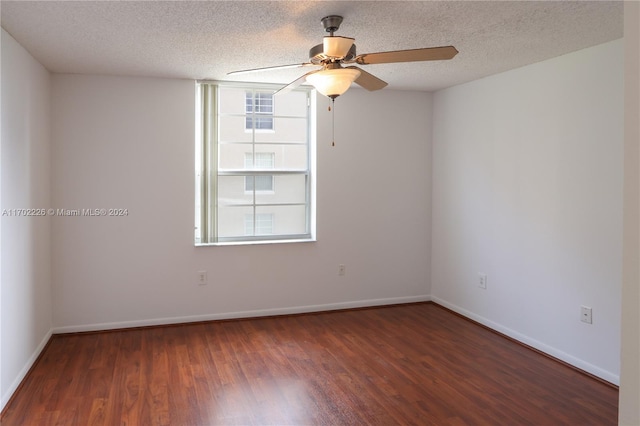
0;1;623;92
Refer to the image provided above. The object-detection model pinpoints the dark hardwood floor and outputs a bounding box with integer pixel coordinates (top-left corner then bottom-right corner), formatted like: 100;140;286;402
2;303;618;425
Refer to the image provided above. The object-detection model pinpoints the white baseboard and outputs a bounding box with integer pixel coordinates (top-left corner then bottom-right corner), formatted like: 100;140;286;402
52;295;432;334
431;296;620;386
1;328;53;411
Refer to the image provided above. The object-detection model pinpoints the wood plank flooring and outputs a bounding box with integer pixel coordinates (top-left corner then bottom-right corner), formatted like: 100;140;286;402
2;303;618;425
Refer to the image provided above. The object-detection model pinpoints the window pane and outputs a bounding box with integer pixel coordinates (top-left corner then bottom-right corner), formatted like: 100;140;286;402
245;152;274;169
274;91;308;117
239;145;308;169
218;175;253;205
245;175;274;192
220;144;252;169
219;87;248;114
258;144;308;169
220;115;252;143
256;174;307;204
218;205;253;238
255;175;274;191
259;205;307;235
255;117;306;143
244;153;275;192
219;205;306;238
254;152;274;168
245;212;273;236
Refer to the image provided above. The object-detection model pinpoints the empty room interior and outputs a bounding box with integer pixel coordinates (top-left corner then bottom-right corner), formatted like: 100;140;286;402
1;1;639;424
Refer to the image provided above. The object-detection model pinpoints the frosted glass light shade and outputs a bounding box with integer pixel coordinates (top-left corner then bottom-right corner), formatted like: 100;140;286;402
323;36;355;58
306;68;361;98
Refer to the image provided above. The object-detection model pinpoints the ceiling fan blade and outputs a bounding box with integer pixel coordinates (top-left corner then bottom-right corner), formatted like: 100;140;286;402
323;36;355;58
354;46;458;65
346;66;388;91
274;69;321;95
228;63;314;76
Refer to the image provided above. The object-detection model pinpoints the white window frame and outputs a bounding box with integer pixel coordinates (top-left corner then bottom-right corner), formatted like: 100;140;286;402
195;82;315;245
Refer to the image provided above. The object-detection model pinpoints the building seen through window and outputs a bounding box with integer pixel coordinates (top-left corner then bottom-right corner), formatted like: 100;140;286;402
244;152;274;193
245;91;274;130
196;83;313;244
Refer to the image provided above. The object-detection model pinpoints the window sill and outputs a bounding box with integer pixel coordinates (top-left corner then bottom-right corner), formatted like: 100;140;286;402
195;237;316;247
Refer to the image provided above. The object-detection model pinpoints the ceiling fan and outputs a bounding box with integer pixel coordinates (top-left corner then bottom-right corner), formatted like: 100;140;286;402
228;15;459;99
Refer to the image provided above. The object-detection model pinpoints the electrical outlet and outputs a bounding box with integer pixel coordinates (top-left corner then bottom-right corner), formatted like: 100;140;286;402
581;306;592;324
198;270;207;286
478;273;487;289
338;264;346;276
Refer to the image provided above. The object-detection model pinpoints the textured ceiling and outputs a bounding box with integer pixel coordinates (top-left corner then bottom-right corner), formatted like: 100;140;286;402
0;1;623;92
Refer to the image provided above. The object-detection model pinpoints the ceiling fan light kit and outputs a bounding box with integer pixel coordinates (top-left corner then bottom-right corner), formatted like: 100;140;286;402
228;15;458;100
322;36;356;59
306;65;361;99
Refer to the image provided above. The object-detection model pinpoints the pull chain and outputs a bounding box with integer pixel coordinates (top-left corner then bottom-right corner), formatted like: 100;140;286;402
330;98;335;146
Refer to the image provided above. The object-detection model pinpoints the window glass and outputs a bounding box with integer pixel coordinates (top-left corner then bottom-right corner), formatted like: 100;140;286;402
196;83;314;244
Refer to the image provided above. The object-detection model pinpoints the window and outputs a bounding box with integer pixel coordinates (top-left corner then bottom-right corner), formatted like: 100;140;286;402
244;152;274;192
196;83;314;244
245;213;273;236
245;91;273;130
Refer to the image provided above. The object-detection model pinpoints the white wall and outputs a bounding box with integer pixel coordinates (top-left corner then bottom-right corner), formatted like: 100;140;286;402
51;75;432;331
0;29;53;409
619;2;640;424
431;39;624;384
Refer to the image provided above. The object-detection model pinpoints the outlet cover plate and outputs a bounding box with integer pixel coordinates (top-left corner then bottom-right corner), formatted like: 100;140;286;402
581;306;592;324
478;273;487;289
